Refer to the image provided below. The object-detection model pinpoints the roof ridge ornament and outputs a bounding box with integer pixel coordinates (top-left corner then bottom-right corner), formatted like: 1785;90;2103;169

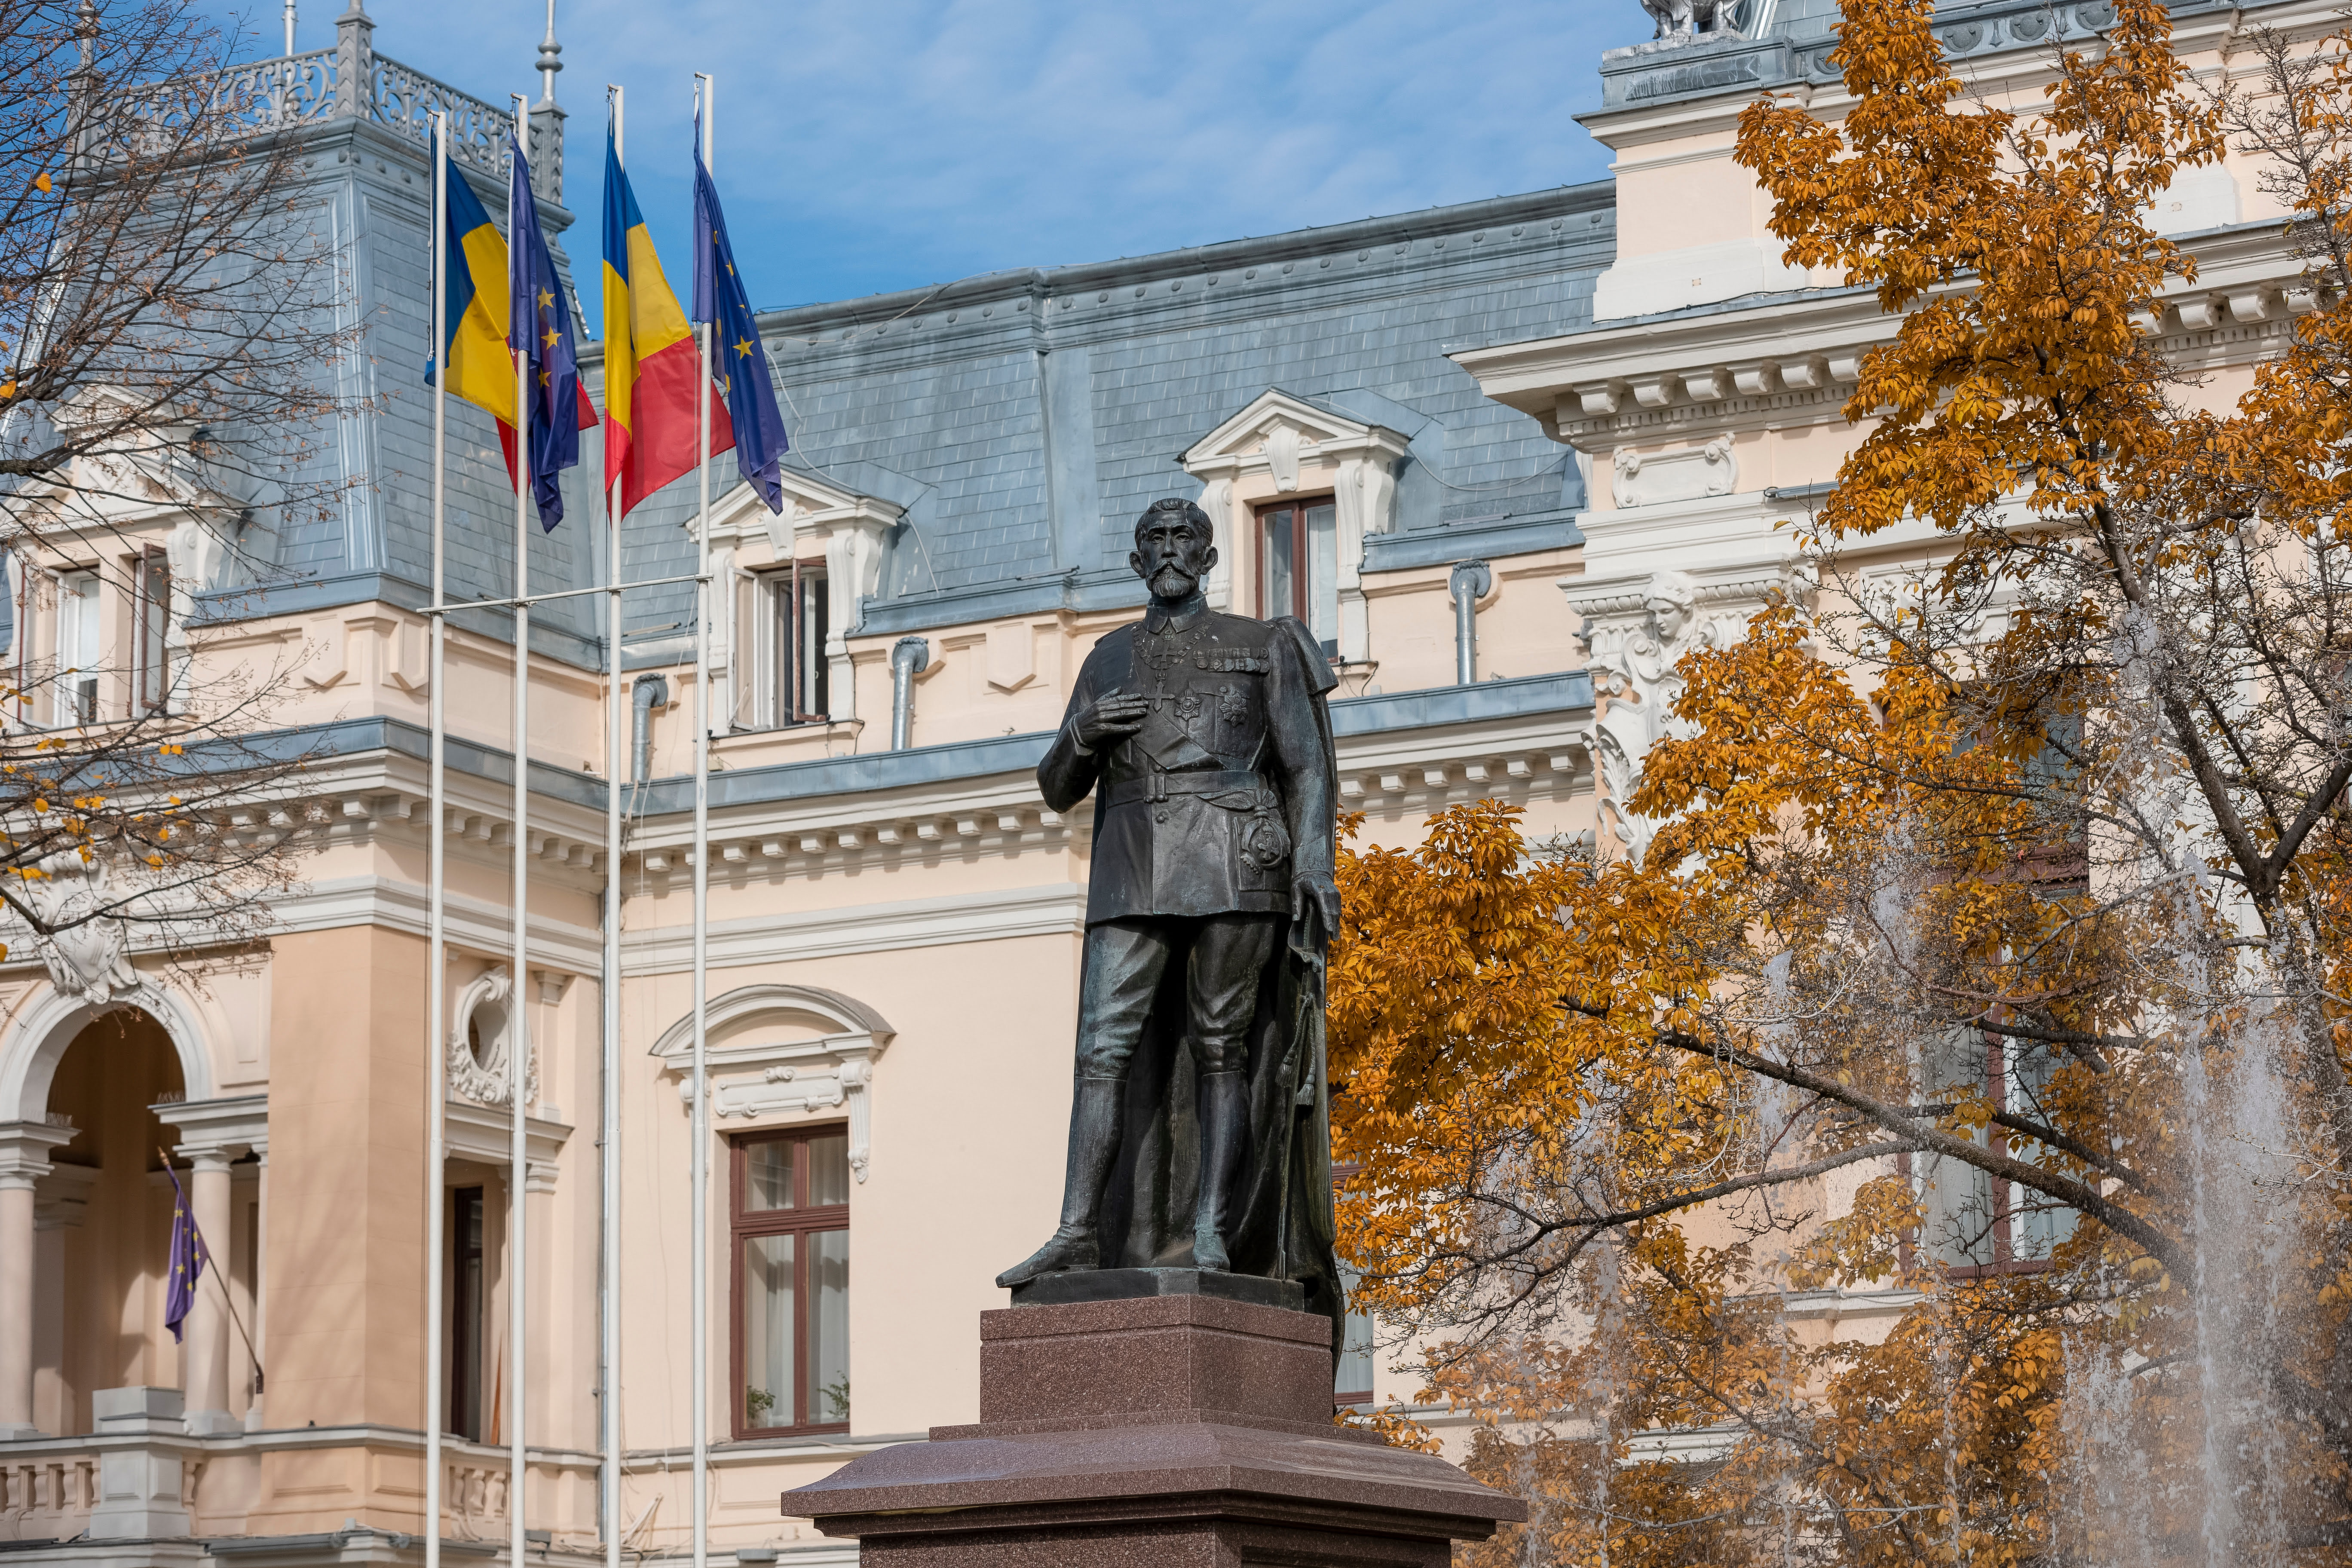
536;0;562;106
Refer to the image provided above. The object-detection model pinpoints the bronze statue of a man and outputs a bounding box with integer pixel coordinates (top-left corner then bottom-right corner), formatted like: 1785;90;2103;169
998;498;1344;1324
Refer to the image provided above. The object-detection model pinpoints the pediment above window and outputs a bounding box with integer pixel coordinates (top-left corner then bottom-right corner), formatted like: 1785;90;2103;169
651;983;895;1180
1178;388;1412;492
695;468;905;566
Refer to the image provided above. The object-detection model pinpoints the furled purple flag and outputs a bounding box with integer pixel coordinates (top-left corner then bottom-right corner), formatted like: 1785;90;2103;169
164;1160;208;1344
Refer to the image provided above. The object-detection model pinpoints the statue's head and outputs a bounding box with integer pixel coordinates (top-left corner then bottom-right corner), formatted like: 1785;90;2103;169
1128;497;1218;604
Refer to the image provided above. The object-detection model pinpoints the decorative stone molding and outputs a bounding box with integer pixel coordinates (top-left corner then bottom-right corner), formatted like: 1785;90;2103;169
653;983;894;1182
0;1121;74;1188
441;1099;572;1193
1178;389;1414;662
1457;227;2320;453
447;967;536;1109
1194;476;1236;609
153;1093;268;1162
1569;563;1808;861
1611;437;1736;508
25;857;137;1006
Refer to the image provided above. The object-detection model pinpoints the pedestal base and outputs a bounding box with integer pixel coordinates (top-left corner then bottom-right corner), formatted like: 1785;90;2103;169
1008;1266;1301;1311
787;1294;1520;1565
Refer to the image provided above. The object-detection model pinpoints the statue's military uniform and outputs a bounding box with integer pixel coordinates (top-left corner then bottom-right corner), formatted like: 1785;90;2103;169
998;495;1341;1294
1038;596;1334;1081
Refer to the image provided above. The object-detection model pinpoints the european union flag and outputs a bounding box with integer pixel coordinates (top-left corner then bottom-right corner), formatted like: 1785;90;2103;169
507;129;586;531
691;126;789;514
164;1160;208;1344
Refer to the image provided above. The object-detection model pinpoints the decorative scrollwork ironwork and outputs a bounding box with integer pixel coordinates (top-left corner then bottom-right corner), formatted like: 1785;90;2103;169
370;56;513;181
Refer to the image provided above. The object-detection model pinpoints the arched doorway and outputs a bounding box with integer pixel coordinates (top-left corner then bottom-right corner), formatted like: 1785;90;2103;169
38;1010;187;1436
0;990;252;1439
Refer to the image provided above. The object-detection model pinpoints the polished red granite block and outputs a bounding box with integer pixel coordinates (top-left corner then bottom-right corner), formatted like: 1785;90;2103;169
786;1288;1523;1566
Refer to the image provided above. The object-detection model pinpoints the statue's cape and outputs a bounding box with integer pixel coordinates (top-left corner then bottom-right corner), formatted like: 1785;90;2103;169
1095;616;1345;1357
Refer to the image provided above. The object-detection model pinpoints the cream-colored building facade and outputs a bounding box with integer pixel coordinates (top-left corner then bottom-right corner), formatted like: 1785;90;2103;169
0;0;2315;1560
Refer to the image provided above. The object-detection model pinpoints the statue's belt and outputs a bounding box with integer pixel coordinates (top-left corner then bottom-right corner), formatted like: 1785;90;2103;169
1102;769;1268;808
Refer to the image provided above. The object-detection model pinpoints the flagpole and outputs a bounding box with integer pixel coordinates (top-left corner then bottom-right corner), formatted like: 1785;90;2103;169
601;82;626;1568
690;68;714;1568
507;93;531;1568
424;107;449;1568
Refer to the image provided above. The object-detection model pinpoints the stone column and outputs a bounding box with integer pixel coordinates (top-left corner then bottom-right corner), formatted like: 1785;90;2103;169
0;1170;38;1437
181;1148;238;1436
524;1158;558;1439
0;1121;71;1439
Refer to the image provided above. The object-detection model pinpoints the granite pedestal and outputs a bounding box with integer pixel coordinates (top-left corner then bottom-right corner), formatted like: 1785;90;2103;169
786;1282;1524;1565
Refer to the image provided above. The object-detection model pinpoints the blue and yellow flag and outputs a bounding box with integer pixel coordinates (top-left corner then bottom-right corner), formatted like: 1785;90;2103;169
691;125;789;514
603;133;732;520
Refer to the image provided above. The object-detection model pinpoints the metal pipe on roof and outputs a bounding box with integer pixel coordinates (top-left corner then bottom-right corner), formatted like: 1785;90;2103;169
631;673;668;784
1449;560;1491;686
891;637;930;750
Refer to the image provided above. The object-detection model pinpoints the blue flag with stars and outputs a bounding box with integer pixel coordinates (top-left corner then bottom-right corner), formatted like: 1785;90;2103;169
690;125;789;514
164;1160;208;1344
507;129;585;530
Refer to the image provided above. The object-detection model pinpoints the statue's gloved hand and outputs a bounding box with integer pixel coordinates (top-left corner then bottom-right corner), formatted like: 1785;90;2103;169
1070;689;1148;753
1289;873;1340;946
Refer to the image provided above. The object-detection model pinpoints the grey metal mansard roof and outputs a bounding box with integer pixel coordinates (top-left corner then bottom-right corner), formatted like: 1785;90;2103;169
596;182;1619;658
166;118;1617;668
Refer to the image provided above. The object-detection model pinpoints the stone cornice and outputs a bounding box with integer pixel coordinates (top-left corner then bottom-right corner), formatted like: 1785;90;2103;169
1454;221;2324;452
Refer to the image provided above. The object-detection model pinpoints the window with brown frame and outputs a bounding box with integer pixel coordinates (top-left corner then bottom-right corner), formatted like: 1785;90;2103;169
1902;1031;2078;1277
753;563;829;728
1255;497;1338;654
731;1127;851;1437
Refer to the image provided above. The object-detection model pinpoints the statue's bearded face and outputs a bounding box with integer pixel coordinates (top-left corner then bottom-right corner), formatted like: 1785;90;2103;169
1130;514;1217;602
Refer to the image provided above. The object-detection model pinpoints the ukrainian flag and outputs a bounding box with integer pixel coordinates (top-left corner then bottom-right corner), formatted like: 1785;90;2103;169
604;133;732;519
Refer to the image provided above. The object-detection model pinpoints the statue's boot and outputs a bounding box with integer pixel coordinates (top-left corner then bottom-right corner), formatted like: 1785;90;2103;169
995;1077;1124;1288
1192;1069;1247;1273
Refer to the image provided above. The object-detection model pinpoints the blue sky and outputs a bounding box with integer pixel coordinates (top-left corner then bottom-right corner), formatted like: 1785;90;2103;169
246;0;1648;323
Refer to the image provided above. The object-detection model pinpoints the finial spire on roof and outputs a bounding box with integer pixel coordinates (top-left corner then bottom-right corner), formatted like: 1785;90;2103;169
536;0;562;107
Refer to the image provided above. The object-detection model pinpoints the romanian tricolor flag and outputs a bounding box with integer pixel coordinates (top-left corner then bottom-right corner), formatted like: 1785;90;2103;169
428;149;594;493
603;133;732;519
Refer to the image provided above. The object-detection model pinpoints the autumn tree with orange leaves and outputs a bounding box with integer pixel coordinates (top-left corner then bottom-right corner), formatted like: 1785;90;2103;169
1330;1;2352;1563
